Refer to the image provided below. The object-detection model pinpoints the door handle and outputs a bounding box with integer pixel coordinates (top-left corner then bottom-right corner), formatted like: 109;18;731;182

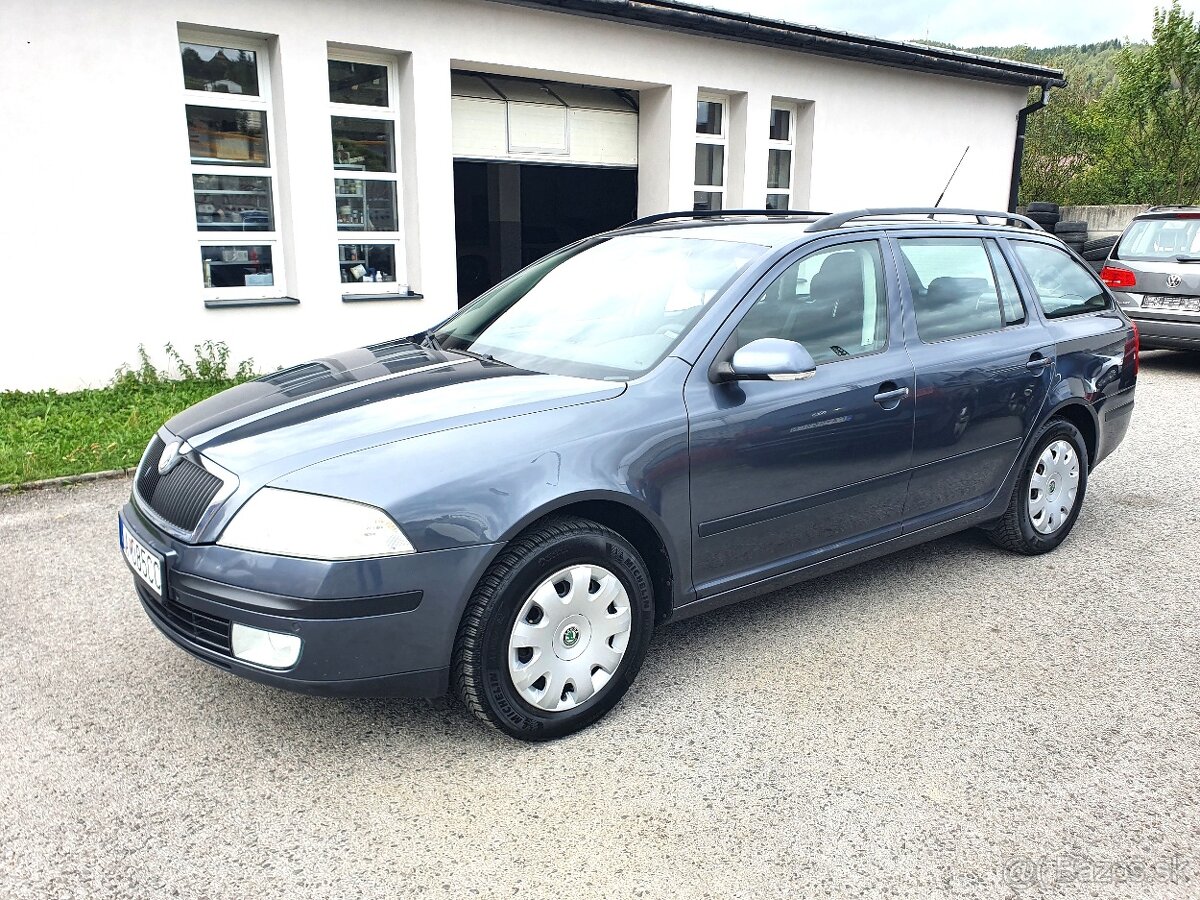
1026;354;1053;372
873;386;910;406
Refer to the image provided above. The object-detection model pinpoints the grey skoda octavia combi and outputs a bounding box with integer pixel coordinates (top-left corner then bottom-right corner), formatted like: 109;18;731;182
121;208;1139;740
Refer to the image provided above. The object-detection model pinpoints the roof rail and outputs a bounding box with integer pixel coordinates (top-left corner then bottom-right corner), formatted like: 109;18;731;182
621;208;830;229
805;207;1040;232
1146;205;1200;211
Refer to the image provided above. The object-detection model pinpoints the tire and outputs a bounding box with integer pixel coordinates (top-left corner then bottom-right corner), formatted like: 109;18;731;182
1027;202;1060;214
983;418;1090;555
1083;235;1118;253
452;516;655;741
1054;221;1087;234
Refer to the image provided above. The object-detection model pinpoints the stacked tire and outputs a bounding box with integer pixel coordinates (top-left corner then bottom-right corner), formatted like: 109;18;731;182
1054;220;1088;254
1080;235;1119;273
1026;201;1060;232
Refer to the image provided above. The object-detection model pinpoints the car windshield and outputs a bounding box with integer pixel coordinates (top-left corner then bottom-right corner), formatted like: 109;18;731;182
431;233;766;379
1117;217;1200;260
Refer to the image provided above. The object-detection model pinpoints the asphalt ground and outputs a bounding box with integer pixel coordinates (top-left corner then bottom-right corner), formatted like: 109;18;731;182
1;351;1198;900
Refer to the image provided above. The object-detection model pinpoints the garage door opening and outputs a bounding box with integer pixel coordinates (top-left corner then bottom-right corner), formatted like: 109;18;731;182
451;71;639;306
453;161;637;305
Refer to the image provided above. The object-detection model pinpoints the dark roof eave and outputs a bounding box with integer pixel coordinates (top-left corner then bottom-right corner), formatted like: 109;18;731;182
487;0;1067;88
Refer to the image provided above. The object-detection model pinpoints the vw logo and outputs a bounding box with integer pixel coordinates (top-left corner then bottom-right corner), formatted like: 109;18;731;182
1166;274;1183;288
157;440;189;475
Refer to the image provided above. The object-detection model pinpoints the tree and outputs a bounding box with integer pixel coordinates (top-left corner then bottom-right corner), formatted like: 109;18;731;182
1016;3;1200;206
1107;2;1200;204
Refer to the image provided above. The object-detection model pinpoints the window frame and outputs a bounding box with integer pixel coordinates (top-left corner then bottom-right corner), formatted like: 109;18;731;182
180;29;284;302
694;91;729;212
1007;238;1115;320
329;49;406;295
766;101;798;210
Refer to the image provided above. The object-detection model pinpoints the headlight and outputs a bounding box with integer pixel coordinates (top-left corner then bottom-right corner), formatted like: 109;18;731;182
217;488;415;559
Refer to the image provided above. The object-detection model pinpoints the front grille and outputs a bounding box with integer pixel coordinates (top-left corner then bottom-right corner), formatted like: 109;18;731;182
136;435;224;532
139;582;233;657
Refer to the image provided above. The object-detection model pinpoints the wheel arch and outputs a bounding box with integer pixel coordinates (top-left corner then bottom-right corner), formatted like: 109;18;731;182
493;492;681;625
1045;399;1099;470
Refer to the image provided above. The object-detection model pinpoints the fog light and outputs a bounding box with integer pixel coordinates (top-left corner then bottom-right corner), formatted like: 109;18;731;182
231;623;302;669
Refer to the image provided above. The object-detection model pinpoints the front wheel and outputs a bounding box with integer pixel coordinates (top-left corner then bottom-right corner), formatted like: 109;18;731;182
452;517;655;741
984;418;1089;555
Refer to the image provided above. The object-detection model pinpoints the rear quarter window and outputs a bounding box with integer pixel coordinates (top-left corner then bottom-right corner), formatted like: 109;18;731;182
1011;241;1111;319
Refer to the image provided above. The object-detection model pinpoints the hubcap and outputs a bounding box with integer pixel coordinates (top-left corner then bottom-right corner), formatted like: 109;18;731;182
1028;439;1080;535
507;565;632;712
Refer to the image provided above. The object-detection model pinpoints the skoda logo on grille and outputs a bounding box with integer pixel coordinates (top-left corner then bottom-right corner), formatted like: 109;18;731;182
1167;274;1183;288
158;440;190;475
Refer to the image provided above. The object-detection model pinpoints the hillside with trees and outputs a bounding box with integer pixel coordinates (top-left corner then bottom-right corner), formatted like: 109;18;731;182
923;2;1200;206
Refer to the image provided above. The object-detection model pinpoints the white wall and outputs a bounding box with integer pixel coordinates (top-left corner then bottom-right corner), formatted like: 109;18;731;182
0;0;1028;391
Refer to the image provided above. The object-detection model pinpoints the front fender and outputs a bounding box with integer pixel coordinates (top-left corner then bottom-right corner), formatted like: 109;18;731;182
268;359;694;587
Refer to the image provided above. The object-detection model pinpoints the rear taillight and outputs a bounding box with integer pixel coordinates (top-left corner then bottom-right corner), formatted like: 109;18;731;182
1101;265;1137;289
1125;320;1140;377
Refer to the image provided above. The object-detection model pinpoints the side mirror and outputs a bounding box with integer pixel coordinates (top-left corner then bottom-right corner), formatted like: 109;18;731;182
723;338;817;382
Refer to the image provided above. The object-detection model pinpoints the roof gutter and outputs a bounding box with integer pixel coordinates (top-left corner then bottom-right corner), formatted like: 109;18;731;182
1008;83;1052;212
488;0;1067;88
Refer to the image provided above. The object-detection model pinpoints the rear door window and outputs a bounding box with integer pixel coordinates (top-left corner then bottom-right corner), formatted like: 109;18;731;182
896;237;1021;342
1011;241;1111;319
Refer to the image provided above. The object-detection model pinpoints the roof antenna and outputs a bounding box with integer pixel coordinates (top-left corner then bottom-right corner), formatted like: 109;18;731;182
934;146;970;209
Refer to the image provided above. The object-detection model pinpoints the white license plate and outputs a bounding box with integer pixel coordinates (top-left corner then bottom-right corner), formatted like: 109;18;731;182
120;516;163;598
1142;295;1200;312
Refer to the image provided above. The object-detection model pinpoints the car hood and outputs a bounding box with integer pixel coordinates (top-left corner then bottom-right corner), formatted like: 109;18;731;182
165;338;625;482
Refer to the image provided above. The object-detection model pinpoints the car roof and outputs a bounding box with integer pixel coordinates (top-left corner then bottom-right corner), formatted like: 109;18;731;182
1134;207;1200;219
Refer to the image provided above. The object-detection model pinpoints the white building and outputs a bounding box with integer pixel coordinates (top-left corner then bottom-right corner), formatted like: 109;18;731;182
0;0;1061;390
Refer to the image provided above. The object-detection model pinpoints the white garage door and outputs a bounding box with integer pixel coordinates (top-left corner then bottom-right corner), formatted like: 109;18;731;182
451;72;638;168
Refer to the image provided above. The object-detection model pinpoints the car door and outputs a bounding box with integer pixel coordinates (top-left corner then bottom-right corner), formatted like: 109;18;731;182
891;233;1055;527
684;237;916;596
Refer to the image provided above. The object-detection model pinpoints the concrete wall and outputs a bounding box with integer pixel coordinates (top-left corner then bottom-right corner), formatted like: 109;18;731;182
1060;205;1153;238
0;0;1028;390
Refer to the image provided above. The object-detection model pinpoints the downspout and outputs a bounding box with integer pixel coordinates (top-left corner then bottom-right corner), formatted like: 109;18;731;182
1008;83;1051;212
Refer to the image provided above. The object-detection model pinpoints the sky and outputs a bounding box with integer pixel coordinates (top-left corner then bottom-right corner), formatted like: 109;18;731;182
698;0;1197;47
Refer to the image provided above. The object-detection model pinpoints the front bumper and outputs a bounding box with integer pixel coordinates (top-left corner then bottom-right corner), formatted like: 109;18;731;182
121;497;498;697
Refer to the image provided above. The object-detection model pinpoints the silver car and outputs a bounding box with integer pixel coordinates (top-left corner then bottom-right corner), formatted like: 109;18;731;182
1101;207;1200;351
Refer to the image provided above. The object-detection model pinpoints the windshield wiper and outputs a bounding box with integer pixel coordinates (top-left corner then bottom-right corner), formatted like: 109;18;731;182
448;346;513;367
418;330;444;351
1174;255;1200;263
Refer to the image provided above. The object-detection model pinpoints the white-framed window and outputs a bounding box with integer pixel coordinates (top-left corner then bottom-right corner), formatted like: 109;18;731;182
329;51;406;294
766;102;798;210
180;29;283;301
694;92;728;212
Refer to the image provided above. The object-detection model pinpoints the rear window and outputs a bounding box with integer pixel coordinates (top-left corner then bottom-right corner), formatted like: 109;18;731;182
1117;217;1200;261
1011;241;1110;319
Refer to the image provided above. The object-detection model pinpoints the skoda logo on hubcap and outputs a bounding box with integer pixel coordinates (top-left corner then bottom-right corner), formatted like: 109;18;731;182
561;625;581;648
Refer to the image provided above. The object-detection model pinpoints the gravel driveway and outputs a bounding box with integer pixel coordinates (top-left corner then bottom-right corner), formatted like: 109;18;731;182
2;352;1198;900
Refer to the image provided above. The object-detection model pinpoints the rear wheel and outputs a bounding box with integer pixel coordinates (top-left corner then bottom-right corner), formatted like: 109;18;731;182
984;418;1089;555
452;516;655;741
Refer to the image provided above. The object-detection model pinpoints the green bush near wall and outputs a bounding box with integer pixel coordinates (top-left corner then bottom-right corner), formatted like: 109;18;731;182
0;342;255;486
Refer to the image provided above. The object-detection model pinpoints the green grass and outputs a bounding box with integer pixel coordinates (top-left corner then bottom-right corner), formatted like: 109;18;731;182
0;380;240;485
